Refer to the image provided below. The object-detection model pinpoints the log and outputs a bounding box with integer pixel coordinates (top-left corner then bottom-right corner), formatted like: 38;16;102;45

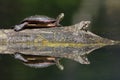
0;21;119;65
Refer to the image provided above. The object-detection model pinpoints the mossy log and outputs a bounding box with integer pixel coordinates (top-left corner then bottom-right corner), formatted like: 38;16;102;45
0;21;119;64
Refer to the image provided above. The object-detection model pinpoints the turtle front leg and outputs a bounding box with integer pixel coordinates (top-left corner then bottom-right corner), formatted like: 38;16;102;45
14;22;28;31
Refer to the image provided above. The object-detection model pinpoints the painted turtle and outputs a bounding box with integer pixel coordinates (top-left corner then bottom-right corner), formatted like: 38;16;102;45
14;53;64;70
14;13;64;31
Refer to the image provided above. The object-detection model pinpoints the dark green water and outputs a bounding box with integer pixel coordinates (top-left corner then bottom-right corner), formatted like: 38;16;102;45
0;0;120;80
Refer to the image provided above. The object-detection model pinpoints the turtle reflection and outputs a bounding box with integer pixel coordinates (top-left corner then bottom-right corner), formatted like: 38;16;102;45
14;53;64;70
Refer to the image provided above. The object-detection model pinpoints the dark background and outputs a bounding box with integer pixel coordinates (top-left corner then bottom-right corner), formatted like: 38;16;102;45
0;0;120;80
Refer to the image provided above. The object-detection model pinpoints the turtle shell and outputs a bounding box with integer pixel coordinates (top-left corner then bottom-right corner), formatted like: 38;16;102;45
21;15;56;24
24;62;55;68
23;56;56;68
